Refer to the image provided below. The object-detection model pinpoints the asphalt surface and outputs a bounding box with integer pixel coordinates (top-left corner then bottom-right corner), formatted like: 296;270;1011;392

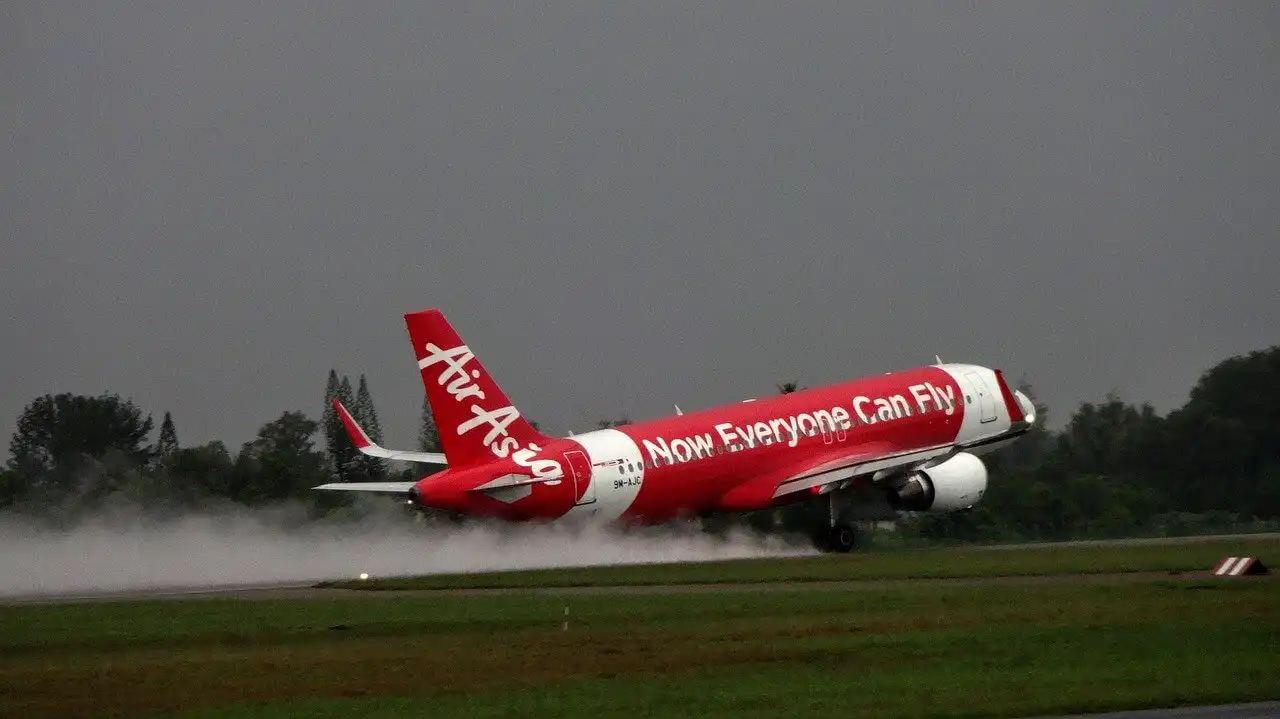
6;531;1275;605
4;569;1270;604
1036;702;1280;718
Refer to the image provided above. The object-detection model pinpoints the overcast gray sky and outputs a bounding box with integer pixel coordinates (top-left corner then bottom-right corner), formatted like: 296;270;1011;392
4;3;1277;452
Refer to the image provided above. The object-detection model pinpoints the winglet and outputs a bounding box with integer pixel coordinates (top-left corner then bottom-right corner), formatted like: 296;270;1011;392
333;399;375;449
331;399;448;465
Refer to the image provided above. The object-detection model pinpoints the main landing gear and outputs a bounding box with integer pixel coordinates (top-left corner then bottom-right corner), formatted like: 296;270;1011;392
812;489;856;553
814;523;856;553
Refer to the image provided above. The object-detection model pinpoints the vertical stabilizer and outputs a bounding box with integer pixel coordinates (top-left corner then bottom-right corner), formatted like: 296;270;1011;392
404;309;548;467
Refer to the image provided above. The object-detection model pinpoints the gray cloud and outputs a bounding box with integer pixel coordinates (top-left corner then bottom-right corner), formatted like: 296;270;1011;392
4;3;1277;451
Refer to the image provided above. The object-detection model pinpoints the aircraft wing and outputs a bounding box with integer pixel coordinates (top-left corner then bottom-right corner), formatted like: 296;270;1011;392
769;443;955;499
332;399;448;465
717;440;955;510
313;481;416;494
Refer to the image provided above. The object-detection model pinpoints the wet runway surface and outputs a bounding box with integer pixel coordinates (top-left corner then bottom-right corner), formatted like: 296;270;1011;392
5;569;1266;604
1036;702;1280;718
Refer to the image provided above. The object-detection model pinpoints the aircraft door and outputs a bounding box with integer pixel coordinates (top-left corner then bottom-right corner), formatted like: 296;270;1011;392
965;372;998;423
564;450;596;505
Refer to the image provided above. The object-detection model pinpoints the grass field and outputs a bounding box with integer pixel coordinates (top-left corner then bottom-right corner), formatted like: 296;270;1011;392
324;533;1280;590
2;536;1278;719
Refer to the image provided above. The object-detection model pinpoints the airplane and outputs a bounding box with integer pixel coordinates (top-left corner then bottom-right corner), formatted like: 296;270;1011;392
316;308;1037;552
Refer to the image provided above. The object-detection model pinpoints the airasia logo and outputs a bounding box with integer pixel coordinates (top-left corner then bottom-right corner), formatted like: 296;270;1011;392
420;342;560;478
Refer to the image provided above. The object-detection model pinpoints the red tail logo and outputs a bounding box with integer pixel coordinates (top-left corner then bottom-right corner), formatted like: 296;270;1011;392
405;309;556;475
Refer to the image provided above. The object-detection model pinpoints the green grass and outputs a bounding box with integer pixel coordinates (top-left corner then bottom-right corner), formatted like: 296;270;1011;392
321;534;1280;590
2;577;1278;718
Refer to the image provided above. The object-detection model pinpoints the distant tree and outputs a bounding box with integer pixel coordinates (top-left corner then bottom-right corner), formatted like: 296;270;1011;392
0;467;22;509
322;369;340;438
233;411;327;502
350;374;385;479
596;415;632;429
165;441;235;500
1164;345;1280;515
1052;393;1166;480
321;372;358;482
7;393;154;493
338;375;353;405
156;412;179;458
419;396;441;452
352;376;382;440
745;508;778;534
416;397;445;478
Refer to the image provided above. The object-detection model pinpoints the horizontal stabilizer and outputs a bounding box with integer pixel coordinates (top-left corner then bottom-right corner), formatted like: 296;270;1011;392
332;399;447;465
313;481;416;494
472;472;564;491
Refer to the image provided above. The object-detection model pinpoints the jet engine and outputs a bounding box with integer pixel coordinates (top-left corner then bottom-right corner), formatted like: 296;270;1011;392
887;452;988;512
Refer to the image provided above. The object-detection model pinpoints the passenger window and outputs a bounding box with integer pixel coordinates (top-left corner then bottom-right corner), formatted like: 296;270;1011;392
618;465;625;474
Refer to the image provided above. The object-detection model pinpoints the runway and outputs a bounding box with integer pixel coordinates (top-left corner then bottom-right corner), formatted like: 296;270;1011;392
4;568;1262;605
4;529;1272;604
1039;702;1280;718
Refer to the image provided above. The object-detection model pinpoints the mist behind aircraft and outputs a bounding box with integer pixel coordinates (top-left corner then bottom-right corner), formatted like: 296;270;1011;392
0;504;810;598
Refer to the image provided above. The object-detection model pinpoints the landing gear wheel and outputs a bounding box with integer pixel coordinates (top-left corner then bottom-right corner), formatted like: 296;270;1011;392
813;523;856;553
825;524;855;553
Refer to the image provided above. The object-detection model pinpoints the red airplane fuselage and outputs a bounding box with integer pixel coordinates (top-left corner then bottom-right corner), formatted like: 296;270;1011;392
389;310;1032;527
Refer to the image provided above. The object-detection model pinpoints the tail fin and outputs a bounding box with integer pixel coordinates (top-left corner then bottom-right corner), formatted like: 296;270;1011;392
404;309;548;467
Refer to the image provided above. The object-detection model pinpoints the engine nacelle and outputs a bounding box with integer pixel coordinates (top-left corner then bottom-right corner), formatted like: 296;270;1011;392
887;452;988;512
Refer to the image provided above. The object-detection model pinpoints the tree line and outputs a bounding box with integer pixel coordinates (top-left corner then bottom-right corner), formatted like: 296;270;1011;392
891;345;1280;542
2;347;1278;541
